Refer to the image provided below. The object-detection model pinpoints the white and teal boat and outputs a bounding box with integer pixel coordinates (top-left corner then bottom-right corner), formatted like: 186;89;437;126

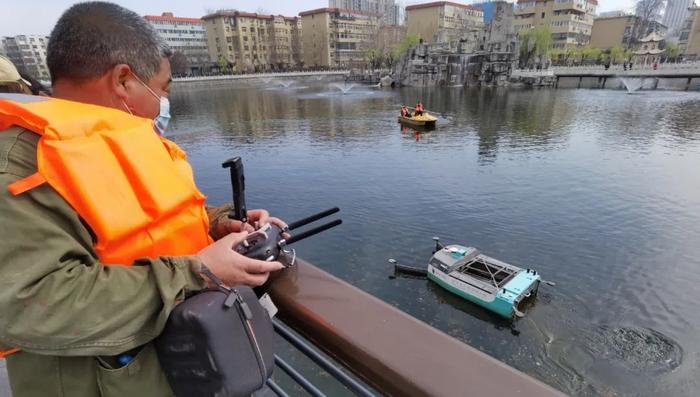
426;240;541;319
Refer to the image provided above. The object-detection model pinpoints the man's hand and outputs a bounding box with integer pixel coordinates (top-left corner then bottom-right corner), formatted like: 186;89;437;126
208;205;288;241
197;232;285;287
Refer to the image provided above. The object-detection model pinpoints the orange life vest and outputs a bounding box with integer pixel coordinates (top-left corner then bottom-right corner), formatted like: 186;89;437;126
0;94;213;265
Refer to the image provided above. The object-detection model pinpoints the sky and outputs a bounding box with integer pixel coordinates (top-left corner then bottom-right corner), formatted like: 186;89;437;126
1;0;638;37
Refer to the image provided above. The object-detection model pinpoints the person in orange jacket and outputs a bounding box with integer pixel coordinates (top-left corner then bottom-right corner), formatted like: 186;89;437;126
0;2;286;396
415;102;424;116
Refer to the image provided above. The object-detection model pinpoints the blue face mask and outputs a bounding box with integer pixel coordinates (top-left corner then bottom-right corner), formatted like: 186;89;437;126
152;96;171;136
129;73;171;136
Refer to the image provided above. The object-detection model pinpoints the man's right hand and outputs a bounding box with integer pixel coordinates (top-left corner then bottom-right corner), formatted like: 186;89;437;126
197;232;285;287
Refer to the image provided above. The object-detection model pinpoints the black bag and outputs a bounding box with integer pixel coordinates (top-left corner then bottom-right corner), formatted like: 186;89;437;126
155;267;274;397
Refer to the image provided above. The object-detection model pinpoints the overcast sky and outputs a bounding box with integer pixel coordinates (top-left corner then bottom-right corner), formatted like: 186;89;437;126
1;0;637;37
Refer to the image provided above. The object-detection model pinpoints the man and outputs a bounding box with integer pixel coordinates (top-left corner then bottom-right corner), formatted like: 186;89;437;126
0;55;32;94
0;2;285;396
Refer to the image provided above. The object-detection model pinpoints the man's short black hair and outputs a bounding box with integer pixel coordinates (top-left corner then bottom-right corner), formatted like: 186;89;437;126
47;1;172;82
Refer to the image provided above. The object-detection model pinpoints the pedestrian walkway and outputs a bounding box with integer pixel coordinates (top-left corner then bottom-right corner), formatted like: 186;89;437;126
1;361;10;397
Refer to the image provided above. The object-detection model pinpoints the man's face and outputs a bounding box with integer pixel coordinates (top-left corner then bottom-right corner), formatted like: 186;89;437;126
125;57;172;119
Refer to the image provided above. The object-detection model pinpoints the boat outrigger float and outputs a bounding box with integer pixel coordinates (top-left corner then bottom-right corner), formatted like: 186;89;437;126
391;237;543;320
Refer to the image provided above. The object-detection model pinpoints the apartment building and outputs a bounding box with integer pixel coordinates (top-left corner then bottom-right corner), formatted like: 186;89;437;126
406;1;485;44
144;13;209;75
202;11;302;72
1;35;50;80
300;8;379;69
329;0;402;26
590;15;667;49
679;7;700;59
514;0;598;48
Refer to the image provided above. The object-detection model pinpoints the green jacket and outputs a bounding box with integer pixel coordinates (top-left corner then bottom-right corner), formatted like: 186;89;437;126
0;127;210;396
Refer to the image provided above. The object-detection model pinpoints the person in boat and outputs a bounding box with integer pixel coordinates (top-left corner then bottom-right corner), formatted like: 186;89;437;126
0;3;286;396
400;106;410;118
414;102;424;116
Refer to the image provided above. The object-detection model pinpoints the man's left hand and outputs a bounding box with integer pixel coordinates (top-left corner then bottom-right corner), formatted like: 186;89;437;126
208;205;288;241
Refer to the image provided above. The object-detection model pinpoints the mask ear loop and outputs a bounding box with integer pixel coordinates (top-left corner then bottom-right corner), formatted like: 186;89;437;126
122;100;134;115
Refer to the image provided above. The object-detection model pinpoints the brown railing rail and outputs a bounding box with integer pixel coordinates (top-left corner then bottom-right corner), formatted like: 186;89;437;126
266;260;566;397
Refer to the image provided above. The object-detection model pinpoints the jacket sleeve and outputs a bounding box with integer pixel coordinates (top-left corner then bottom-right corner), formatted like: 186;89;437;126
0;129;208;356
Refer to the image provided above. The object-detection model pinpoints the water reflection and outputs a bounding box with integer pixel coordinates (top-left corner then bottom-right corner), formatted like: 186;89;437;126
169;83;700;397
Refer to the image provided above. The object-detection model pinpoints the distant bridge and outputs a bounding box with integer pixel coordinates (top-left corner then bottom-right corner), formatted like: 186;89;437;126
513;62;700;78
512;62;700;90
173;70;350;84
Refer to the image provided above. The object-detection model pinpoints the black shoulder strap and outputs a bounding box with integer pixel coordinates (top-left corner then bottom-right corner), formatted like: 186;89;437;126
199;263;230;290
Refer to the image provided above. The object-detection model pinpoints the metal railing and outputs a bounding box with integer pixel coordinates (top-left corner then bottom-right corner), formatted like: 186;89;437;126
513;62;700;78
263;260;565;397
512;69;555;78
266;319;376;397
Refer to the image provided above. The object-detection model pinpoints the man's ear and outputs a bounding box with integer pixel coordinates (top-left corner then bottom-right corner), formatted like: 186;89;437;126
110;64;132;102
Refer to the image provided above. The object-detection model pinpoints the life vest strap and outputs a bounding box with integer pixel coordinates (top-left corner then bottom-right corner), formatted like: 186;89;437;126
0;348;19;358
8;172;47;196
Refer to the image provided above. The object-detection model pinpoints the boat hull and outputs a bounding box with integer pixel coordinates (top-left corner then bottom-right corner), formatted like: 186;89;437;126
426;245;541;319
398;116;437;129
427;266;515;318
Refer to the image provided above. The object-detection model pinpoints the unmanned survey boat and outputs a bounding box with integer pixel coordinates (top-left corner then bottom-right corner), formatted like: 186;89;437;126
426;240;541;319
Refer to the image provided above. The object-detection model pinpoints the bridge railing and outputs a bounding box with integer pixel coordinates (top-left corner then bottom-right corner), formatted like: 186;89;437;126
551;62;700;76
511;69;555;78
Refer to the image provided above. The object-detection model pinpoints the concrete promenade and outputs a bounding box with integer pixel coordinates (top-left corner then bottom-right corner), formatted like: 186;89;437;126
173;70;350;84
1;361;10;397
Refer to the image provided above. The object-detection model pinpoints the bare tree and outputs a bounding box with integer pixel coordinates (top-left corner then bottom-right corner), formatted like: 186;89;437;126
633;0;665;42
170;51;190;77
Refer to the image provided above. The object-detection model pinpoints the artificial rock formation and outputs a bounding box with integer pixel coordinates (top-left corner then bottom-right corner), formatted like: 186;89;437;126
394;1;518;87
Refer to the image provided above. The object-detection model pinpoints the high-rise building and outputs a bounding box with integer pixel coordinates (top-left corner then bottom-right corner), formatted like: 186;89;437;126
599;10;628;17
329;0;402;25
513;0;597;49
406;1;485;44
663;0;696;37
144;13;209;75
1;35;50;80
590;15;667;49
679;6;700;59
300;8;380;68
202;11;303;72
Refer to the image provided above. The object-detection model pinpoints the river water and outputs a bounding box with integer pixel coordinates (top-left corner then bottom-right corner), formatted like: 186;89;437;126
169;81;700;396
